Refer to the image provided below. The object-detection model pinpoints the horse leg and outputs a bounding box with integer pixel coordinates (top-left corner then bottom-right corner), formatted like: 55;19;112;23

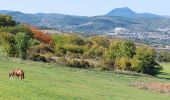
21;75;23;80
22;74;24;80
19;75;22;80
21;73;24;80
12;75;14;80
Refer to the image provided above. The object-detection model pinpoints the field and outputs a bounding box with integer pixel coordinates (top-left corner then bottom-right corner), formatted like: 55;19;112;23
0;57;170;100
158;63;170;80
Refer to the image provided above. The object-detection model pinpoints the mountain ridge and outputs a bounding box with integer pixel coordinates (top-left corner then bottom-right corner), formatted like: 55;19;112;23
0;8;169;34
0;7;163;18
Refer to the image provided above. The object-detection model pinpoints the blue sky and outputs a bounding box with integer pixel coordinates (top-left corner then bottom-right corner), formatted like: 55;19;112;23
0;0;169;16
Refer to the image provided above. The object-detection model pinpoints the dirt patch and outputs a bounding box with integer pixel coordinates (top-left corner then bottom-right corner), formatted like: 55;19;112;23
130;82;170;95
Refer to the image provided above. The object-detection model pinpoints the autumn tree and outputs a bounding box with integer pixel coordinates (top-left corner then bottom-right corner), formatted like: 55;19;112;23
103;40;122;68
105;40;122;60
115;56;131;70
29;26;53;44
119;40;136;58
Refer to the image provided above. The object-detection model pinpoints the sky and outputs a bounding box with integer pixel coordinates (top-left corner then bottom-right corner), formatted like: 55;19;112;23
0;0;169;16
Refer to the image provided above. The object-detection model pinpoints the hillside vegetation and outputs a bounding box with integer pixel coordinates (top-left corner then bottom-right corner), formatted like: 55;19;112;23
0;14;163;76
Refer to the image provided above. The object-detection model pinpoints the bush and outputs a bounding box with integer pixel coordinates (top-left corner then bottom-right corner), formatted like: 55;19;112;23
30;54;47;62
84;45;106;59
70;35;86;45
56;57;68;65
27;44;54;62
115;57;131;70
67;59;90;69
28;44;54;54
134;46;162;76
66;51;81;58
30;26;53;44
29;39;40;47
0;24;33;37
59;44;84;54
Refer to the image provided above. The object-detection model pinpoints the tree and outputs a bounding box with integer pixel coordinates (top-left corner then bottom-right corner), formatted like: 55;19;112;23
103;40;122;69
0;14;16;26
0;32;17;57
108;40;122;58
119;40;136;58
108;40;136;58
134;46;162;75
15;32;30;60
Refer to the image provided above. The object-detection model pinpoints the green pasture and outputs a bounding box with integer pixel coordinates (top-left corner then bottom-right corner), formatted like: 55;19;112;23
157;63;170;80
0;57;169;100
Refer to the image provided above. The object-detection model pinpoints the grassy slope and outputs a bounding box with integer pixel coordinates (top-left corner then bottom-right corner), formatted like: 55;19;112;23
0;58;169;100
161;63;170;73
158;63;170;79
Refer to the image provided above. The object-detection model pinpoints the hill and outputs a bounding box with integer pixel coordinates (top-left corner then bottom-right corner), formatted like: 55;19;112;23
0;8;170;34
106;7;160;18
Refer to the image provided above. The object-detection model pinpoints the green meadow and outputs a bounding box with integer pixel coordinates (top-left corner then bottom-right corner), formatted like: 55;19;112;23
158;63;170;80
0;57;169;100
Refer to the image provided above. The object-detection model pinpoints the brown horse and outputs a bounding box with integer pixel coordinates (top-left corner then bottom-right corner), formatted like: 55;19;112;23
9;69;25;80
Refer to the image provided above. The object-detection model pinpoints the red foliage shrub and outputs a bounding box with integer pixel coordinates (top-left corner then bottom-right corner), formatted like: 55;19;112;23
29;26;53;44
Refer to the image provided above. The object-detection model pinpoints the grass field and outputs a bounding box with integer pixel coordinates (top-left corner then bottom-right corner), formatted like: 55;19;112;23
161;63;170;73
158;63;170;80
0;57;170;100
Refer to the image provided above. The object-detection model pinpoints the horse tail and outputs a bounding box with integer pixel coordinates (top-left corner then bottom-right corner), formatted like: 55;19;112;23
21;70;25;79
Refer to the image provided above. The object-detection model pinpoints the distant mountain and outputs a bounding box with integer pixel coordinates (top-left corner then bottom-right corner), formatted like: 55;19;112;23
0;10;12;14
106;7;161;18
106;7;137;18
0;8;169;34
